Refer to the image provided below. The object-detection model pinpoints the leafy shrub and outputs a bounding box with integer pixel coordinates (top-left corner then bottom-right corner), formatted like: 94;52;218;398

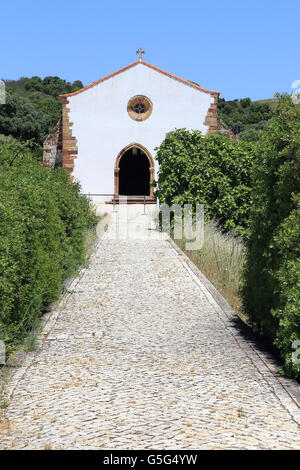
228;121;244;134
239;128;260;142
156;129;255;237
241;95;300;378
255;120;267;130
272;194;300;378
0;138;98;350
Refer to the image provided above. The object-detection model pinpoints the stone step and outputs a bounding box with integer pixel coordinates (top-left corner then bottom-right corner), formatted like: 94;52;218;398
106;196;156;204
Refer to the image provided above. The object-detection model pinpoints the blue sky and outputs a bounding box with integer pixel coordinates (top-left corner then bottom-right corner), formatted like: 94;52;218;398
1;0;299;100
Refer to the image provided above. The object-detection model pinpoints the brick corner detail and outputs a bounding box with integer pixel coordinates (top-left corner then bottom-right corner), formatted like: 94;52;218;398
61;96;78;182
204;93;219;134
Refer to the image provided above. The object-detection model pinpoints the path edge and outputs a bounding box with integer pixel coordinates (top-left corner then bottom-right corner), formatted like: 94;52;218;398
4;235;104;400
167;237;300;424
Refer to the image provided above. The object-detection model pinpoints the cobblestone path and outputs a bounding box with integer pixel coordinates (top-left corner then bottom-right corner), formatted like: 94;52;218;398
1;207;300;449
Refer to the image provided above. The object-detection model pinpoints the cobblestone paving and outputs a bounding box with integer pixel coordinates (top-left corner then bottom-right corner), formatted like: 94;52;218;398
1;207;300;449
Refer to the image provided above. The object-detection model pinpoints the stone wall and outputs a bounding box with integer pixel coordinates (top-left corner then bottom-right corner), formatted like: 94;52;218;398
43;99;79;181
43;119;62;168
217;118;239;141
204;95;238;141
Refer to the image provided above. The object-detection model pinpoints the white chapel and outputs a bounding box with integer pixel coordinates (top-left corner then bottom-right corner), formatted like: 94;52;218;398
43;50;233;202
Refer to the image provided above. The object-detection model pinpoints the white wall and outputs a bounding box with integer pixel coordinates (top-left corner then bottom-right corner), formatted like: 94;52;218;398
69;62;213;197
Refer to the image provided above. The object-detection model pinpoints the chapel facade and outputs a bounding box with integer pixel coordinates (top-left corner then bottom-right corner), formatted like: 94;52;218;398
43;53;235;202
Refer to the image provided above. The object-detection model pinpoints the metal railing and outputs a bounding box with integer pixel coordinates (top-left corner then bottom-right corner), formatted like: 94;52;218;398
81;193;156;214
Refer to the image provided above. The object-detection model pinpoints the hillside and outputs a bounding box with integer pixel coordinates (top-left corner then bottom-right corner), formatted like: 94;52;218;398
218;96;276;141
254;98;279;111
0;76;83;145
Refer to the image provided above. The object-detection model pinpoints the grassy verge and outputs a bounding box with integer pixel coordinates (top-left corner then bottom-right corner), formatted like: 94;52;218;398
173;221;247;322
173;220;300;382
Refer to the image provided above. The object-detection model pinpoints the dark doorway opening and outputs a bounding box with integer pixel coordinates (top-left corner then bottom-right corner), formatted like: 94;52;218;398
119;147;150;196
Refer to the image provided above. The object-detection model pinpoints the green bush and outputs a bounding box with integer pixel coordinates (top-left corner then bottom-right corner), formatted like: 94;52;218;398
228;121;244;134
241;95;300;379
0;137;98;350
239;128;260;142
155;129;255;237
272;194;300;378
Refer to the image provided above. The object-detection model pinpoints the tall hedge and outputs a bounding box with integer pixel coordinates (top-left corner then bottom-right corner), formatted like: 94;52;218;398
155;130;255;237
0;137;98;348
241;95;300;378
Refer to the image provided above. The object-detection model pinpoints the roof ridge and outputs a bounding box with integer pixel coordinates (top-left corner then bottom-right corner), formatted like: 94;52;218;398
141;61;220;95
60;60;220;98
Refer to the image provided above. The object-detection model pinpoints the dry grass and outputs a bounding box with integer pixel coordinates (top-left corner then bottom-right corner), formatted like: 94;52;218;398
83;227;99;259
174;221;247;321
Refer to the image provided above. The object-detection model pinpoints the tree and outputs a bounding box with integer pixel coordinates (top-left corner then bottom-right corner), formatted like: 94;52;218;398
0;89;52;143
71;80;83;92
240;97;251;108
156;129;255;237
2;76;84;143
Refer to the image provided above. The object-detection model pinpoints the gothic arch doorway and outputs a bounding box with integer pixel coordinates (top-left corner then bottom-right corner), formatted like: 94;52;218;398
114;144;155;197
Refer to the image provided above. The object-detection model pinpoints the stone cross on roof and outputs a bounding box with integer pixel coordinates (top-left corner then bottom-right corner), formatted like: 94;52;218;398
136;48;145;61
